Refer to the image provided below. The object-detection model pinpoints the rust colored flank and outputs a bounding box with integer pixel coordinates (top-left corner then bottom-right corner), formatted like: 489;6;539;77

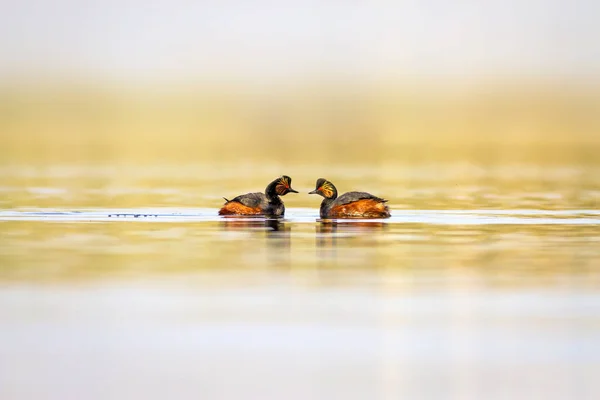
328;198;390;218
218;202;263;215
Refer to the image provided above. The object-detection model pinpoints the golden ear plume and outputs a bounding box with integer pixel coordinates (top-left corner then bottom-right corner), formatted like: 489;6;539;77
320;181;335;198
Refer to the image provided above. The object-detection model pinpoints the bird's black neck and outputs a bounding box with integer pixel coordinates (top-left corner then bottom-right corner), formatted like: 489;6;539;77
265;181;282;203
319;197;335;217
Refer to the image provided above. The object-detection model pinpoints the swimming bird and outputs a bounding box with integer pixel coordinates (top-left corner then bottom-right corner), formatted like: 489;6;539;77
219;176;298;216
309;178;390;218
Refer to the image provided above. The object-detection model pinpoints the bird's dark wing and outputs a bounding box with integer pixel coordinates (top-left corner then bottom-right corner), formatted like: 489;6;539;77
228;192;268;208
334;191;387;206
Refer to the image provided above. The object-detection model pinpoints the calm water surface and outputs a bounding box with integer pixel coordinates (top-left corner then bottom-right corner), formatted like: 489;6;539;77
1;163;599;399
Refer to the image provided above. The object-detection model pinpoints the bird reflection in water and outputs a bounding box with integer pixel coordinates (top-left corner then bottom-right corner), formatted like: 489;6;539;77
220;216;283;231
316;220;387;262
220;217;291;268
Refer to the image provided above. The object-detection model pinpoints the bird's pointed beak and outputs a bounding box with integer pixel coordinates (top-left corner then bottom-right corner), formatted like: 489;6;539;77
288;187;298;193
308;189;318;194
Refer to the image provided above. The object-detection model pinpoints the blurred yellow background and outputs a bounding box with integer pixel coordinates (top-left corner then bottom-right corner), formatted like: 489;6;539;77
1;82;599;166
1;1;598;167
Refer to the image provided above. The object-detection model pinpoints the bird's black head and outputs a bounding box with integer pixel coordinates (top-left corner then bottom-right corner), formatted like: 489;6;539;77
266;175;298;197
308;178;337;199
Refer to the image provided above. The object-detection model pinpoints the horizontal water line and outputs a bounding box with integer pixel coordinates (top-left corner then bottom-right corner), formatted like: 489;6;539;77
0;208;599;225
